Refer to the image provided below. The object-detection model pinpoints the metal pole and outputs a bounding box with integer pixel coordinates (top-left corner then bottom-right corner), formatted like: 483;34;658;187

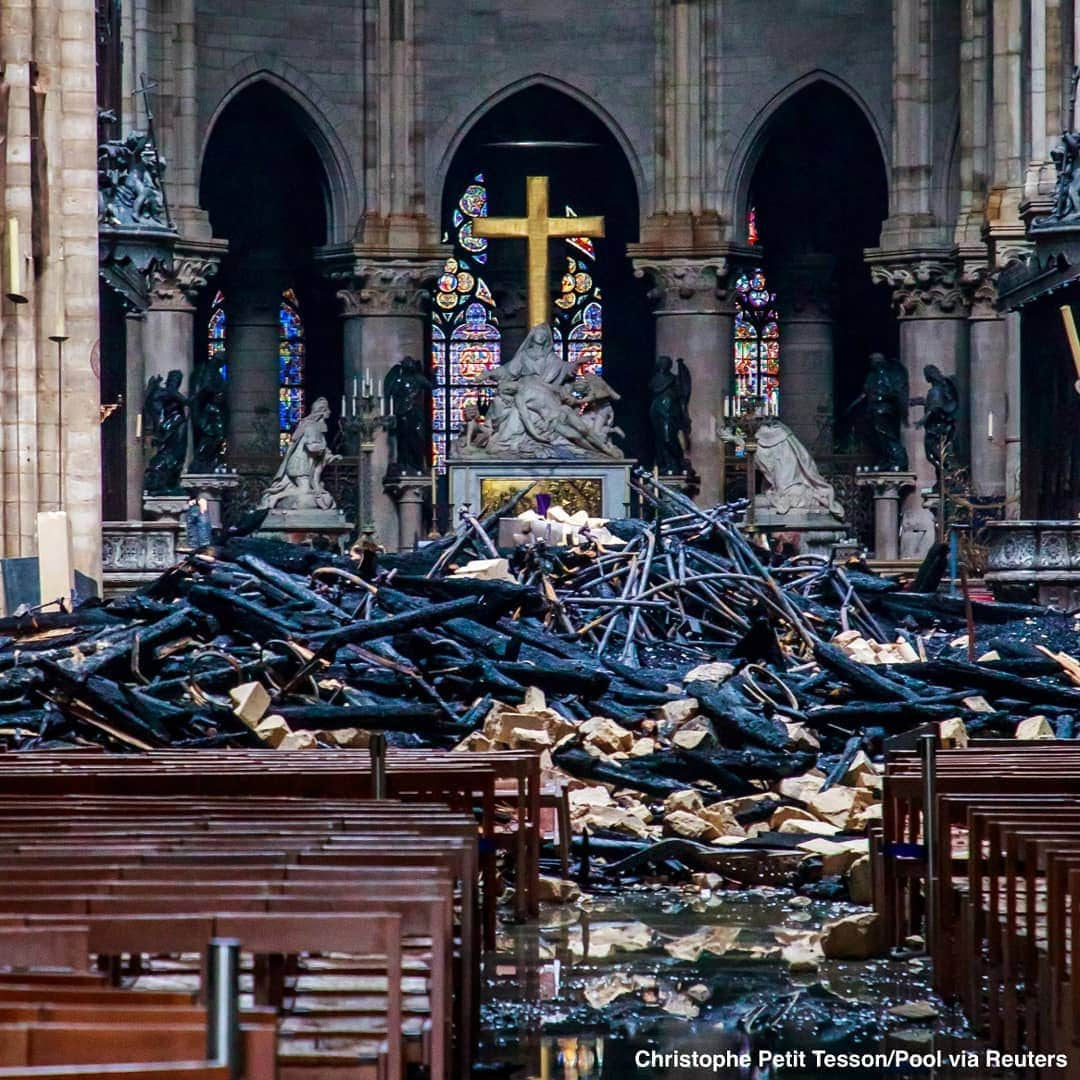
919;732;938;954
205;937;241;1078
369;730;387;800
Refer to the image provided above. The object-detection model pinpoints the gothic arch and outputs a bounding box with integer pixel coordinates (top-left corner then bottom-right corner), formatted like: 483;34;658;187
199;57;357;243
434;74;646;216
722;70;889;232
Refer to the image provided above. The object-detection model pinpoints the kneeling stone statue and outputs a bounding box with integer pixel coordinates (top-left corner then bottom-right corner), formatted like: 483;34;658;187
259;397;340;511
755;420;843;520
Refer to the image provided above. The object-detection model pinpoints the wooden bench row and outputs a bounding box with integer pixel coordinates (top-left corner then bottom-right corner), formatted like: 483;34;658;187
0;746;554;935
880;741;1080;1068
0;789;486;1079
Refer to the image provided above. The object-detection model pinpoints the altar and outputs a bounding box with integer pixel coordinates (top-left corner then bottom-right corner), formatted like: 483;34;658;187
447;457;634;521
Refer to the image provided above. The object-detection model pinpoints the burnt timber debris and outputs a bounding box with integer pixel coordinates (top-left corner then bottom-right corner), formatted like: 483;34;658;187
1;474;1077;899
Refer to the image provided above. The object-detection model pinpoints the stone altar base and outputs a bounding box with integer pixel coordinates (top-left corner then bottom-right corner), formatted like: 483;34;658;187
985;520;1080;607
448;458;635;523
255;509;352;553
749;498;848;558
102;521;182;596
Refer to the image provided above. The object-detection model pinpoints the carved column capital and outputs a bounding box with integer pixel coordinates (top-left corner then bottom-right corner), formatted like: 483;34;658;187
148;253;220;310
335;260;443;318
960;265;1000;321
868;256;968;319
632;257;729;314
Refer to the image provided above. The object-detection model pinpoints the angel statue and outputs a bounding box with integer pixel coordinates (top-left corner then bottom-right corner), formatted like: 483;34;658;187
649;355;692;474
143;370;188;495
189;362;228;472
384;356;432;473
258;397;340;511
847;353;909;471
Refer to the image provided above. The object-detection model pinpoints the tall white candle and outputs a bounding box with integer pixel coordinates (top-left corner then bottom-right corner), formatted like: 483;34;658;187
988;410;994;440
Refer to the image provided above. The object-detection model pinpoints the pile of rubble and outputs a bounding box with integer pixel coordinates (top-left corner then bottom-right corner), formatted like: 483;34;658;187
2;480;1078;907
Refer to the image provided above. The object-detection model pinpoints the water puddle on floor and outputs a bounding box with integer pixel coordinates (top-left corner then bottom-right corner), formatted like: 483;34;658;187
476;885;997;1079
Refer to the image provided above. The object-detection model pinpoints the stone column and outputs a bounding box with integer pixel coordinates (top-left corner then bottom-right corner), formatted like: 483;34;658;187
144;254;219;474
227;257;286;467
870;259;971;500
336;260;440;549
389;478;429;551
633;258;732;504
124;311;146;520
1005;308;1023;517
772;254;835;450
965;271;1007;497
856;472;915;560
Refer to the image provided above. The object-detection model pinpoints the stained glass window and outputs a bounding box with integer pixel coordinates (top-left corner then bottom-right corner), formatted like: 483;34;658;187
208;290;226;379
278;288;306;455
733;268;780;405
431;175;500;469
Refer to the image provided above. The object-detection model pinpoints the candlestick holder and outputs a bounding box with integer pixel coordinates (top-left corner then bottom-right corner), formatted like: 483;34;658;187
337;392;394;541
720;394;775;528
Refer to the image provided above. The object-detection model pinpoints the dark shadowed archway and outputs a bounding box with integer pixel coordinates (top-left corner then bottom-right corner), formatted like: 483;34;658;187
433;84;651;479
199;81;341;472
746;82;891;453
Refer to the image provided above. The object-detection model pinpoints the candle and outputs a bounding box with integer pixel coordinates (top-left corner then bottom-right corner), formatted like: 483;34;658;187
987;410;994;441
389;394;394;416
5;217;24;303
341;394;346;417
135;413;142;438
49;250;67;342
353;376;358;398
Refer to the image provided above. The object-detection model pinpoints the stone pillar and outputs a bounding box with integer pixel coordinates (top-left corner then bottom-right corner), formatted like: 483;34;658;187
856;472;915;560
227;258;286;466
632;259;732;505
965;272;1007;497
1005;309;1023;517
124;311;146;520
772;254;835;450
144;254;219;475
390;478;429;551
870;259;970;499
336;260;440;549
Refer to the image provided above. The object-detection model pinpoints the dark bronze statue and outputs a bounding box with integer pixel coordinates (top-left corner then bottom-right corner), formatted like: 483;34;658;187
848;353;909;471
189;363;228;472
143;369;188;495
911;363;959;480
384;356;432;473
1036;67;1080;226
649;355;691;474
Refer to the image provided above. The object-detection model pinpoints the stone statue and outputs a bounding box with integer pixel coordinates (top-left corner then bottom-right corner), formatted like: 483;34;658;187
1035;69;1080;227
258;397;340;511
189;363;228;473
649;355;691;474
384;356;432;473
143;370;188;495
98;131;169;230
910;364;959;479
848;353;909;471
570;371;624;450
754;419;844;519
456;400;491;452
462;324;623;459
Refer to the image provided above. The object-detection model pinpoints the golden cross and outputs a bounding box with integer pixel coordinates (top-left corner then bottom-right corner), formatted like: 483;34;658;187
472;175;604;330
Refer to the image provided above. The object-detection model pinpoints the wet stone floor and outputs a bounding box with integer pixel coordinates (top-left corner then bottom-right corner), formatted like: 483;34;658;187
476;886;1016;1080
